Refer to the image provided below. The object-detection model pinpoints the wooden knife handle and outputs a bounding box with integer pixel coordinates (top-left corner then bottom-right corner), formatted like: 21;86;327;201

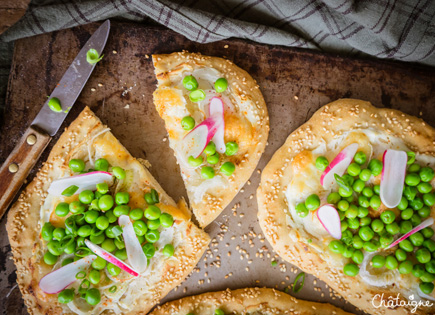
0;127;51;219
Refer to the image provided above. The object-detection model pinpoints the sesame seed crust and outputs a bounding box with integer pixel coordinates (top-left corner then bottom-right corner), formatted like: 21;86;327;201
149;287;352;315
6;107;210;315
257;99;435;315
152;51;269;227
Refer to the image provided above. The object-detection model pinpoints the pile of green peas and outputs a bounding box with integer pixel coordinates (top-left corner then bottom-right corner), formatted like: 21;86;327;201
298;150;435;294
43;158;176;306
181;75;237;179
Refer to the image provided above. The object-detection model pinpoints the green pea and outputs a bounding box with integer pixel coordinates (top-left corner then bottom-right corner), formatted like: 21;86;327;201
54;202;69;217
181;116;196;130
58;288;74;304
371;255;386;268
347;218;360;230
361;188;372;199
115;249;128;260
352;250;364;264
346;163;360;177
363;241;378;252
160;213;174;228
83;210;98;224
374;185;381;195
90;232;105;244
421;272;435;283
422;227;435;239
295;203;309;218
396;197;408;211
386;222;400;235
399;239;414;252
405;173;420;186
419;206;431;218
94;158;109;171
96;182;109;194
128;208;143;221
398;260;413;274
380;210;395;224
114;238;125;249
371;219;384;233
358;195;370;208
360;216;372;227
112;166;126;180
359;226;374;241
410;197;424;210
201;166;215;179
368;159;383;176
188;155;203;167
115;192;130;205
142;243;156;258
346;205;358;218
215;309;225;315
225;142;239;156
343;263;359;276
416;248;432;264
145;205;161;220
89;200;99;212
413;264;426;278
359;169;372;182
341;230;353;243
354;151;367;165
305;194;320;211
78;190;93;204
113;205;130;217
357;207;369;218
92;257;107;270
133;220;148;236
418;182;433;194
352;235;364;249
337;200;349;211
207;153;220;165
52;227;65;241
400;221;413;234
43;252;58;265
189;89;206;102
147;219;161;230
47;240;62;256
69;159;85;172
214;77;228;93
101;239;116;252
352;179;364;193
369;195;381;209
162;244;175;257
69;201;85;214
204;142;216;156
408;163;421;173
96;216;109;230
401;208;414;221
338;187;353;198
423;193;435;206
342;246;355;258
77;224;92;237
105;210;117;223
315;156;329;171
409;232;425;247
404;186;418;201
395;249;407;262
341;221;349;231
145;230;160;243
137;235;145;244
420;167;435;182
221;162;236;176
328;240;345;254
106;263;120;276
98;195;114;211
338;211;346;221
182;75;199;91
85;288;101;306
41;222;55;241
410;214;422;227
420;282;435;294
385;256;398;270
425;261;435;274
327;192;341;204
88;269;101;285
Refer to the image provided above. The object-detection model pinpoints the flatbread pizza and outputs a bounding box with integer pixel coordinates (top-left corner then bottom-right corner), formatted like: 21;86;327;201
149;287;352;314
257;99;435;314
152;51;269;227
7;107;210;315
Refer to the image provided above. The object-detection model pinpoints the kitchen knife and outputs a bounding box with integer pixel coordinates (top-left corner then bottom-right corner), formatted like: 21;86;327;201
0;20;110;219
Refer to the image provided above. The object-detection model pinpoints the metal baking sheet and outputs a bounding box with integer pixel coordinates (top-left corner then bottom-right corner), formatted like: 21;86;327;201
1;22;434;315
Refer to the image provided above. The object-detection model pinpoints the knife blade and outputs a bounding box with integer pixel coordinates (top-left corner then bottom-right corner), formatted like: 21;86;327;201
0;20;111;218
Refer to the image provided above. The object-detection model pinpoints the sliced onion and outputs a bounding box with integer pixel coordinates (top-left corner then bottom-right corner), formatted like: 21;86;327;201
48;171;113;196
320;143;359;189
179;115;223;159
39;255;96;294
380;150;407;208
208;97;226;153
85;239;139;277
418;286;435;301
316;204;341;239
387;218;434;249
118;215;147;273
360;251;399;287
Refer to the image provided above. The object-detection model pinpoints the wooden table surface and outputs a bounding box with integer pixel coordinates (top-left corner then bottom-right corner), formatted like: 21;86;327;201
0;21;434;315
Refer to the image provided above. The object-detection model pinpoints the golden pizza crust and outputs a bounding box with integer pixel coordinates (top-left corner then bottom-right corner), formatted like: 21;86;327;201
152;51;269;227
149;287;352;314
257;99;435;315
6;107;210;315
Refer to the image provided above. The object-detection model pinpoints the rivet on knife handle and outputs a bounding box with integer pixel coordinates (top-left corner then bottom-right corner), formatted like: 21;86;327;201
0;127;51;219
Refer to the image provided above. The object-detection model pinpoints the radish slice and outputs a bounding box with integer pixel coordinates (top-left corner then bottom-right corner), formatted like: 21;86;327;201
119;215;147;273
209;97;226;153
418;286;435;301
48;171;113;196
316;204;342;239
85;239;139;277
387;218;434;249
320;143;359;189
380;150;407;208
39;255;96;294
180;115;223;159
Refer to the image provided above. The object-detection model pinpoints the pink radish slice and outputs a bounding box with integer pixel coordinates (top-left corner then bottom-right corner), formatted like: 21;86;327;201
317;204;342;239
39;255;96;294
48;171;113;196
85;239;139;277
180;115;223;159
387;218;434;249
119;215;147;273
208;97;226;154
320;143;359;189
380;150;407;208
